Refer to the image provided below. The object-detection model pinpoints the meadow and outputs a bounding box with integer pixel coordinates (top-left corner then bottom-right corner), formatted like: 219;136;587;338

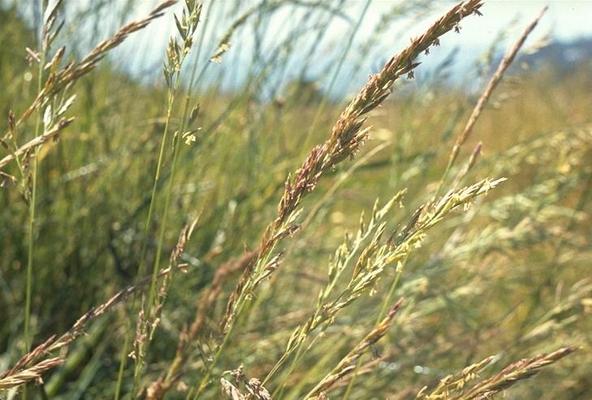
0;0;591;399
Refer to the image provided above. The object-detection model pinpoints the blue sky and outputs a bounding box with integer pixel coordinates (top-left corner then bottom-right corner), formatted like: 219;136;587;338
373;1;592;42
459;1;592;41
109;0;592;95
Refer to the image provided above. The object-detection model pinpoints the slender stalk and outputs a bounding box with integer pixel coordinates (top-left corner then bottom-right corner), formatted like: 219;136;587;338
138;91;176;278
128;3;203;394
128;88;177;397
113;330;129;400
23;3;48;396
146;0;210;310
271;333;323;399
119;51;178;400
342;257;406;400
434;6;547;197
146;90;179;305
304;300;403;400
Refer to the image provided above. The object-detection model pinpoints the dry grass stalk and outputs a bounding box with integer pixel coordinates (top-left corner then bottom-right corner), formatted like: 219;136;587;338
304;299;404;399
220;367;272;400
416;347;575;400
0;118;73;170
442;6;548;183
222;0;484;336
0;357;63;390
451;142;482;187
221;378;247;400
416;355;497;399
457;347;575;400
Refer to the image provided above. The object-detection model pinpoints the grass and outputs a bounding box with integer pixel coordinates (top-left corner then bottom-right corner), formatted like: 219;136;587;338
0;0;591;399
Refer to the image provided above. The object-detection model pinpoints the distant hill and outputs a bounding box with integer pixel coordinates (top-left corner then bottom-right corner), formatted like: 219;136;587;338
520;37;592;72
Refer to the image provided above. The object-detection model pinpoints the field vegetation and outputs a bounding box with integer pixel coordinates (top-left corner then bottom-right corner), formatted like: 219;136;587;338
0;1;591;399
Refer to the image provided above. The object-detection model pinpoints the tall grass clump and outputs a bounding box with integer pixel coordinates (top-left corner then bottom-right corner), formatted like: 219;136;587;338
0;0;591;399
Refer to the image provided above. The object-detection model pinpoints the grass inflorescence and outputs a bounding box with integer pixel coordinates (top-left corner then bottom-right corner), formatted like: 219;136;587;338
0;0;590;399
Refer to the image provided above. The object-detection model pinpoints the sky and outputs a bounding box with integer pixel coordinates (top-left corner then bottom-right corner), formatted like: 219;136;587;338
338;1;592;59
460;1;592;41
56;0;592;95
378;1;592;42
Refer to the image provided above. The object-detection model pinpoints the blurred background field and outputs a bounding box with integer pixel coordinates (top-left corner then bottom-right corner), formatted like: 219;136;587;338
0;1;591;399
